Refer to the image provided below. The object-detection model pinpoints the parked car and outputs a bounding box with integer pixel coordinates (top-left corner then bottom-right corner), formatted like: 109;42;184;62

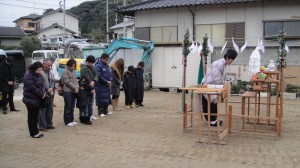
3;50;26;89
32;50;60;67
0;49;6;63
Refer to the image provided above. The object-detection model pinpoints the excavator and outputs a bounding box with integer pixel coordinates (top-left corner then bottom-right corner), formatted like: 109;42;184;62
58;37;155;89
104;37;155;89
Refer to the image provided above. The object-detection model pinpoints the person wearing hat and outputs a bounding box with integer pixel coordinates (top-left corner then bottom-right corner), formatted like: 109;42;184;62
0;56;20;114
201;48;238;126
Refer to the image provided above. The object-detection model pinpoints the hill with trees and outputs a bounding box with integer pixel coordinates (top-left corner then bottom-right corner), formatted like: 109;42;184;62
67;0;145;42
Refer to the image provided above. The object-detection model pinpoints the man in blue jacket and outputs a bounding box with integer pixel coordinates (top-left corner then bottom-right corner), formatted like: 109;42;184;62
95;53;112;117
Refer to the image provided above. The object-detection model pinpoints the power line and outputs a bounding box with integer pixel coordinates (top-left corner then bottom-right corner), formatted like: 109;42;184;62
0;2;46;10
14;0;59;7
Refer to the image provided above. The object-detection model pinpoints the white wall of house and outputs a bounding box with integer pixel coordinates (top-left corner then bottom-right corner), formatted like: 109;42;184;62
113;27;134;38
36;28;62;38
38;12;79;35
134;1;300;88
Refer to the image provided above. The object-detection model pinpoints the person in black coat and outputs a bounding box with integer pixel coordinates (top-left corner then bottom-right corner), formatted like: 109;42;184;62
76;79;92;125
134;62;145;107
123;66;136;109
23;62;49;138
0;56;20;114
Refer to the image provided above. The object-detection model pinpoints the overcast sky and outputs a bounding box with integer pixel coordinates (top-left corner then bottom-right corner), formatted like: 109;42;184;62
0;0;94;27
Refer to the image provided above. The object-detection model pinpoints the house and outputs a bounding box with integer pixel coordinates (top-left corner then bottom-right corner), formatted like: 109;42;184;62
0;27;26;46
13;14;40;35
32;8;81;38
117;0;300;88
110;18;135;39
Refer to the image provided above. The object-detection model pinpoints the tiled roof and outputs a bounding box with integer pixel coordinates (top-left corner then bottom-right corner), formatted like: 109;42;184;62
0;27;26;37
13;14;40;23
110;19;135;29
118;0;259;15
31;23;76;35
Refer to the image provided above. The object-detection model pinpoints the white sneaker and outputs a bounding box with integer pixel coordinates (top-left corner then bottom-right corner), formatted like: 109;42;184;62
72;121;78;125
107;111;113;115
100;114;105;117
67;123;75;127
90;115;98;120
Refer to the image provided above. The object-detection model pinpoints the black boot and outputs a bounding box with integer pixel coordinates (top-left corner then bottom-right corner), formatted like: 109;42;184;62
10;108;20;112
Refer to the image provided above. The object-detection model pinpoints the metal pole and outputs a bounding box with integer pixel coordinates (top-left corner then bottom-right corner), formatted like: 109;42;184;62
63;0;66;57
123;0;127;37
106;0;109;42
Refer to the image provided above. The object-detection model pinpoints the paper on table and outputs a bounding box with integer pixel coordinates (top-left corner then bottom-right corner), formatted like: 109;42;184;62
207;85;224;88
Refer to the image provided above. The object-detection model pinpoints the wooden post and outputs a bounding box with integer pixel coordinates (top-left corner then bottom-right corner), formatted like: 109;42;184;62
228;105;232;134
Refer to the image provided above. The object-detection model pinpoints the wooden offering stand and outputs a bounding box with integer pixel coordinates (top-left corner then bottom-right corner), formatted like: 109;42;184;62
180;82;231;144
233;69;282;137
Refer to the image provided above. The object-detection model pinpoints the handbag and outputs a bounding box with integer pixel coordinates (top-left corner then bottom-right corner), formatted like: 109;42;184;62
40;95;51;108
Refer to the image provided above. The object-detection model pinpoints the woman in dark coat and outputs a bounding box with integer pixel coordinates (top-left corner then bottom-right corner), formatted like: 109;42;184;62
123;66;136;108
110;58;124;111
23;62;48;138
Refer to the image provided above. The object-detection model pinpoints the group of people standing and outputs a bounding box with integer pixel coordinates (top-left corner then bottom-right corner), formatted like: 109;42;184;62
22;53;145;138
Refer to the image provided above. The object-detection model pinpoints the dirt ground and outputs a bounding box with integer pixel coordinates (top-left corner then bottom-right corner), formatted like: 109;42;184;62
0;86;300;168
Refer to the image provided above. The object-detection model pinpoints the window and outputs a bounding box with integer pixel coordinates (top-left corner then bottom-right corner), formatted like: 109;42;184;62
28;22;35;28
135;27;150;41
226;22;245;47
150;26;177;43
32;53;45;60
264;20;300;39
195;24;226;47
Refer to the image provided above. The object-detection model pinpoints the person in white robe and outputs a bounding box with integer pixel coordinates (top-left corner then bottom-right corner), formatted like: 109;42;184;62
201;48;238;126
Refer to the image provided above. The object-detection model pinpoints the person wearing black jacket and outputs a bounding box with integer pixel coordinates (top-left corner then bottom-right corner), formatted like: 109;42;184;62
80;55;97;120
134;62;145;107
0;56;20;114
123;66;136;109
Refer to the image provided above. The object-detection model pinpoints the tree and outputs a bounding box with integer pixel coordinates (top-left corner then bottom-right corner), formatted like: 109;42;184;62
67;0;145;42
20;36;42;58
43;8;54;15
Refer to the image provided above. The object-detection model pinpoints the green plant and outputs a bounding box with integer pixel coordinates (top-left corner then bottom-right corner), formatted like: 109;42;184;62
277;30;287;68
231;80;251;94
182;29;191;56
285;84;299;93
20;36;42;58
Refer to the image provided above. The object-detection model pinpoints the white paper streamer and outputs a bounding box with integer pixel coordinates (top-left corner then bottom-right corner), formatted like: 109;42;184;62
240;40;247;53
221;41;227;54
285;44;289;53
208;39;214;53
232;37;240;53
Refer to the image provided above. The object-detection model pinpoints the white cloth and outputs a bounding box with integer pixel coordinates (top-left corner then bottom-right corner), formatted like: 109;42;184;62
201;58;227;103
248;48;261;81
51;63;60;81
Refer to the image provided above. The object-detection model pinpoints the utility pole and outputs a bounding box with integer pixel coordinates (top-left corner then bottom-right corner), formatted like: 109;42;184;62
63;0;66;57
106;0;109;42
123;0;127;37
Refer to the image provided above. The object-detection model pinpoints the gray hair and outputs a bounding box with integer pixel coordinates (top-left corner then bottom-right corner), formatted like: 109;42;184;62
43;58;52;64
